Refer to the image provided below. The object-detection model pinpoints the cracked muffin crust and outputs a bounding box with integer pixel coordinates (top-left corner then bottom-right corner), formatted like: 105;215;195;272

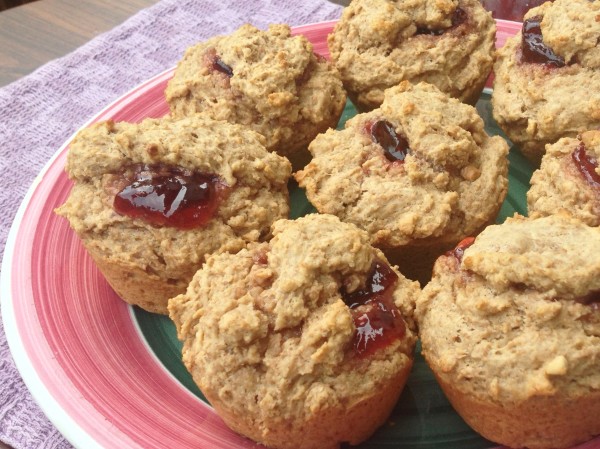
165;23;347;170
528;130;600;226
327;0;495;111
295;82;509;283
169;214;419;449
55;115;291;314
492;0;600;163
416;214;600;449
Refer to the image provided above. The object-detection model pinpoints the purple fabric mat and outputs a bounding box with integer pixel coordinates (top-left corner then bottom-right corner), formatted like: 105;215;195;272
0;1;342;447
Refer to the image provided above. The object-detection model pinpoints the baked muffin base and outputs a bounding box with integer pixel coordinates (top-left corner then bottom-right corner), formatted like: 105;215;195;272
204;360;413;449
85;243;186;315
435;373;600;449
383;242;455;287
347;74;488;113
383;215;497;286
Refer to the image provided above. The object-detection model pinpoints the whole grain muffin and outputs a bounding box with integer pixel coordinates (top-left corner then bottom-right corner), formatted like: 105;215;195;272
169;214;419;449
492;0;600;163
295;81;509;284
416;213;600;449
328;0;496;111
528;130;600;226
55;115;291;314
165;23;347;170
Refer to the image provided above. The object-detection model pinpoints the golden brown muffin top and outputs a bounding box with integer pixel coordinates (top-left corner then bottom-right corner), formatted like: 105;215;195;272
56;114;291;282
169;214;419;423
166;24;346;157
328;0;496;110
528;131;600;226
296;81;509;248
417;214;600;403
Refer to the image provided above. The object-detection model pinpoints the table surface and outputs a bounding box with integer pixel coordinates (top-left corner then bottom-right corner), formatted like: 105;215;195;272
0;0;161;87
0;0;350;87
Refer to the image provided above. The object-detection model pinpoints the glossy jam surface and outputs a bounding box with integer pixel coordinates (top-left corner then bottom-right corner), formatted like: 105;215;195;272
449;236;476;264
368;120;410;163
252;249;269;266
521;16;565;67
416;7;467;35
341;260;406;357
212;56;233;77
572;142;600;189
113;164;225;229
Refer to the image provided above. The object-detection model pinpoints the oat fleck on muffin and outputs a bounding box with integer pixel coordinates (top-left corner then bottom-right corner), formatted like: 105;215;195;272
165;23;347;170
169;214;419;449
492;0;600;163
528;130;600;226
55;115;291;314
295;81;508;284
328;0;496;111
416;213;600;449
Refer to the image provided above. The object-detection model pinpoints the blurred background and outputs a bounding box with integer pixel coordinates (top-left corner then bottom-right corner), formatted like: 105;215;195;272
0;0;552;16
1;0;36;11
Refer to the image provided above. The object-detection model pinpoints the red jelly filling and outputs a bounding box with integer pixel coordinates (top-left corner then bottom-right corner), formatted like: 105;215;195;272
341;260;406;357
521;16;565;67
113;164;226;229
448;236;476;264
368;120;410;163
253;249;269;266
212;56;233;77
416;7;467;36
577;290;600;307
572;142;600;189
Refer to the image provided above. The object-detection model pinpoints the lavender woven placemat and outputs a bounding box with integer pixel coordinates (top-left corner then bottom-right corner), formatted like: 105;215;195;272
0;1;342;447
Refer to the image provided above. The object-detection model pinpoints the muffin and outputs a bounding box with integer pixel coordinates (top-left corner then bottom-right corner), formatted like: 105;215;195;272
527;131;600;226
55;115;291;314
165;23;347;170
169;214;419;449
416;213;600;449
327;0;496;111
295;81;509;284
528;130;600;226
492;0;600;163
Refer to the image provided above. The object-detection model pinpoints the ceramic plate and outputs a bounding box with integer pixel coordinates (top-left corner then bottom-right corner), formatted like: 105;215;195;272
2;19;598;449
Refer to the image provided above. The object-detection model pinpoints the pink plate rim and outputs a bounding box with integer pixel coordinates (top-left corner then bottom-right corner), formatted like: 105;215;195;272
4;18;592;449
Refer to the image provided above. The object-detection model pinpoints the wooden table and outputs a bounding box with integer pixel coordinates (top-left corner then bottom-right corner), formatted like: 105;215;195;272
0;0;160;86
0;0;349;87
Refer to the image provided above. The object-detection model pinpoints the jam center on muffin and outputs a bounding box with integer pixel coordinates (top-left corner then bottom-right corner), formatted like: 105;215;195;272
204;48;234;78
213;57;233;77
367;120;410;163
572;142;600;189
577;290;600;308
448;236;476;264
416;7;467;36
252;248;269;266
341;259;406;357
521;15;565;67
113;163;227;229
